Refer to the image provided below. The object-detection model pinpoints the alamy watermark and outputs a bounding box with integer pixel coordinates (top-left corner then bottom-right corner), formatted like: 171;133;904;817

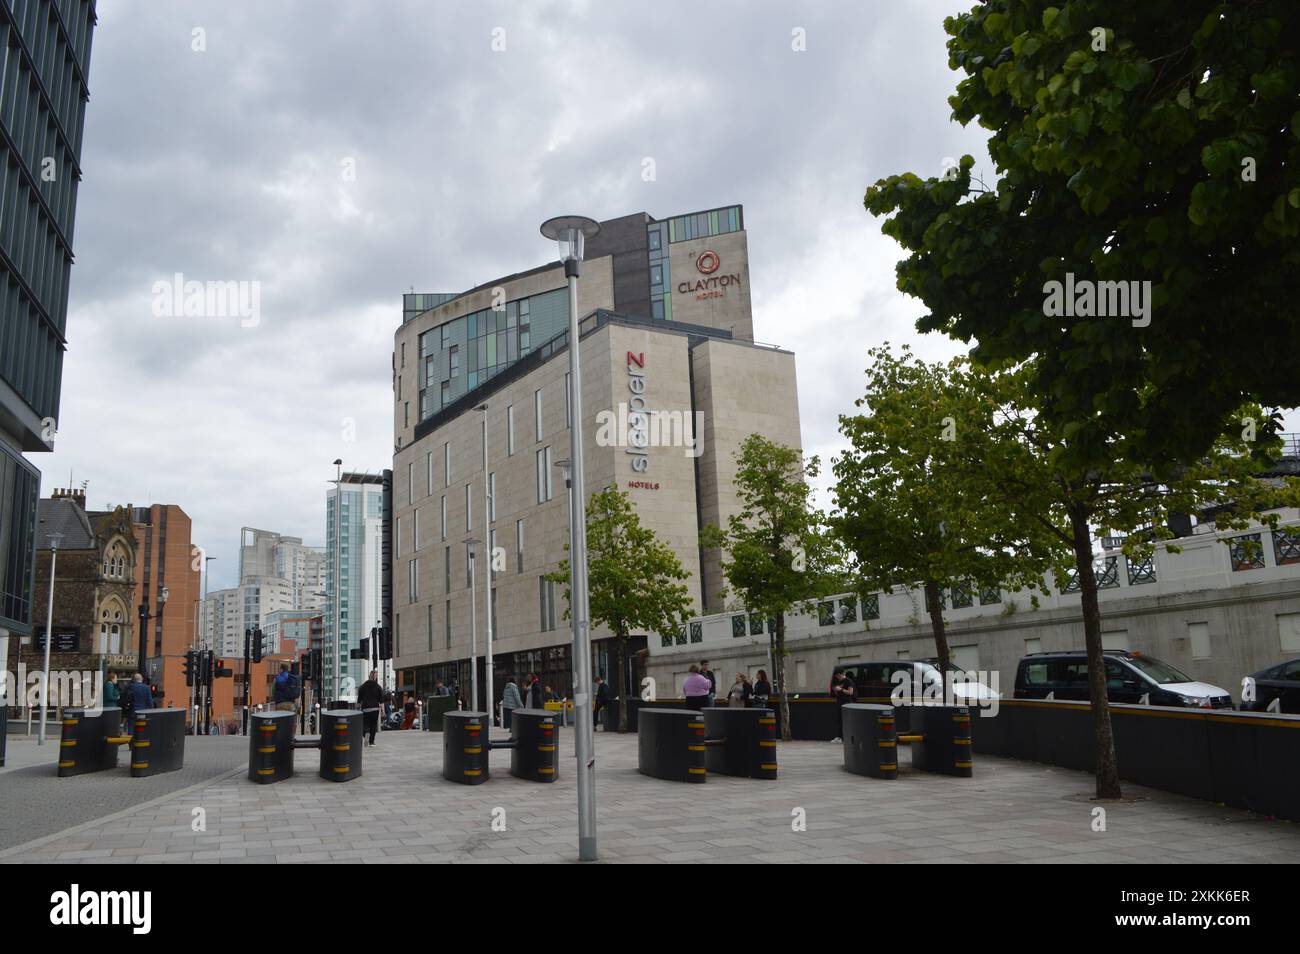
1042;272;1151;328
151;272;261;327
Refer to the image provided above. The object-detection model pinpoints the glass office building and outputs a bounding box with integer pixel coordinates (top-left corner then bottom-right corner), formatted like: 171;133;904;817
0;1;96;640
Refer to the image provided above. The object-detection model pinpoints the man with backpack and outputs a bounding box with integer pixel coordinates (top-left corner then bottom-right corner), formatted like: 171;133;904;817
272;663;300;714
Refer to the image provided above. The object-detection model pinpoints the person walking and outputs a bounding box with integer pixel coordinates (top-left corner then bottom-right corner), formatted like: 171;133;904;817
727;673;751;708
593;675;610;729
502;676;523;730
101;673;119;712
358;670;384;746
751;669;772;710
528;674;542;709
683;665;712;710
272;663;299;713
129;673;154;711
830;667;856;739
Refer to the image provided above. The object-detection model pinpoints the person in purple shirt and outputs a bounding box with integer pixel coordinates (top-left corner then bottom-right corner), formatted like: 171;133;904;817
683;665;713;709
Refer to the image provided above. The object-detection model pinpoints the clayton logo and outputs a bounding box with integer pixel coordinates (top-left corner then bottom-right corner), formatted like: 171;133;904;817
49;884;152;934
695;250;720;275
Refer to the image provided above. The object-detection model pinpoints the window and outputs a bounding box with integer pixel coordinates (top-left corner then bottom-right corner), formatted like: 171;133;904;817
401;342;406;367
444;442;451;487
441;380;450;406
534;388;543;441
516;519;524;573
539;577;557;631
488;473;496;522
440;495;447;541
449;345;460;378
440;324;449;349
407;462;414;505
444;546;451;594
445;601;452;649
408;558;419;603
427;604;434;652
489;529;498;580
535;447;553;503
395;517;402;558
413;509;421;551
507;405;515;455
426;452;434;496
404;402;409;427
465;484;473;531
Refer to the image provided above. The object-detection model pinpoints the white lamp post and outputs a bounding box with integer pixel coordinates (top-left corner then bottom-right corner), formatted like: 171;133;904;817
477;402;495;726
465;537;481;712
38;531;63;745
540;213;601;862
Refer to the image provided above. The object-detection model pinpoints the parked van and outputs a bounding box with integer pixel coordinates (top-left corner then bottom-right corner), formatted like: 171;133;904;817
1014;650;1233;709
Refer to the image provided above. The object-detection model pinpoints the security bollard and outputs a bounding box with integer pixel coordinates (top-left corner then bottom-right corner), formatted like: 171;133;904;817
130;708;186;778
249;710;297;784
842;704;899;779
703;707;778;779
319;709;363;781
509;708;560;782
910;704;973;777
443;710;489;784
637;708;706;783
57;708;126;777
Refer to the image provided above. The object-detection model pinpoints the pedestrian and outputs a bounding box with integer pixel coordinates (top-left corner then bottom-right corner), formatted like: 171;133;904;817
593;675;610;728
502;676;523;730
683;664;712;710
401;695;419;729
700;660;716;706
101;673;119;711
727;673;751;708
358;670;383;746
433;680;450;697
751;669;772;710
272;663;299;713
128;673;154;713
528;674;542;709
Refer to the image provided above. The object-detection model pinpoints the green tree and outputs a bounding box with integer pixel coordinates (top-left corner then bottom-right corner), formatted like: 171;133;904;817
863;0;1300;474
548;483;693;732
831;344;1064;668
950;364;1295;798
703;434;842;741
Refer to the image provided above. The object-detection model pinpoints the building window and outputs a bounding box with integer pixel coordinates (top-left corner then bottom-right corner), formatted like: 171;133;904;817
444;546;451;594
539;577;557;632
465;484;473;531
440;324;449;349
507;405;515;456
441;380;450;406
440;495;447;541
534;388;543;441
413;509;421;551
408;558;419;603
444;442;451;487
489;529;497;581
516;519;524;574
408;462;414;505
449;344;460;378
395;517;402;558
488;473;496;522
445;600;452;649
426;451;434;496
535;448;554;503
427;603;434;652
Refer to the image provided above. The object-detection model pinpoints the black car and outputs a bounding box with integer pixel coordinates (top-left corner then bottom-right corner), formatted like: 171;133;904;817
1241;658;1300;714
1014;649;1233;709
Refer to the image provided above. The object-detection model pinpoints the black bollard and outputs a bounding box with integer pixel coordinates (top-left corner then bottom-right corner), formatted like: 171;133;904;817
249;710;297;783
637;708;706;782
443;710;490;784
319;709;363;781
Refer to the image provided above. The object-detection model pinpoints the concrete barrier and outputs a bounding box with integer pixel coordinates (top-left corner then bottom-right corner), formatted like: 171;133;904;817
971;699;1300;820
702;708;777;779
637;708;706;782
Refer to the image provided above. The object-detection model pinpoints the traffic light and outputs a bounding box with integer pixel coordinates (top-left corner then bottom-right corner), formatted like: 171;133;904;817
199;650;212;686
300;650;313;681
150;683;162;701
378;625;393;661
350;638;369;661
183;651;196;687
311;648;322;685
213;658;232;679
252;628;265;663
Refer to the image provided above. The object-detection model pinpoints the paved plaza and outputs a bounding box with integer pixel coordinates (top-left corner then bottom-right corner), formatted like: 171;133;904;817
1;727;1297;864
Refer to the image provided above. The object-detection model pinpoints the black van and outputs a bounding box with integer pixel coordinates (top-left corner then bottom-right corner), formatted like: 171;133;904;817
1013;650;1233;709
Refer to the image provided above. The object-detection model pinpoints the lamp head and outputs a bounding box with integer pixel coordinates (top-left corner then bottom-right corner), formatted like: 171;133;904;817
540;215;600;264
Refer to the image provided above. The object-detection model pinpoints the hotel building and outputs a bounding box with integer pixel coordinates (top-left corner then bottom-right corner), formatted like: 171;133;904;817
391;206;801;706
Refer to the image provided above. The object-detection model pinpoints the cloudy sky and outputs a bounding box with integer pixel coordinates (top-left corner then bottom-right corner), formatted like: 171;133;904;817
45;0;994;591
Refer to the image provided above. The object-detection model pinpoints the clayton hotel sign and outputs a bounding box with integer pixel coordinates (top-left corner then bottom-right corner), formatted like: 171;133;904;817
678;249;741;300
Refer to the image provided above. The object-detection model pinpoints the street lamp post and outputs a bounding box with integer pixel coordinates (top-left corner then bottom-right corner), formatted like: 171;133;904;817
38;531;63;745
331;459;342;703
477;403;495;726
465;537;481;712
540;213;601;862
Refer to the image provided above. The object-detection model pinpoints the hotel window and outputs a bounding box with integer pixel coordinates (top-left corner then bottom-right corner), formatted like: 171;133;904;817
408;558;419;603
507;405;515;455
449;345;460;378
465;484;473;531
413;509;421;551
534;388;543;440
407;462;414;504
535;447;553;503
488;473;496;522
565;373;571;427
539;577;557;632
444;442;451;487
426;452;434;496
444;546;451;594
440;380;450;406
440;324;449;349
440;495;447;541
519;298;531;354
516;519;524;573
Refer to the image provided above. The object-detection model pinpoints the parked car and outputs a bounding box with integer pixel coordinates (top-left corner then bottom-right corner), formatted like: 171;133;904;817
838;659;1000;706
1013;650;1233;709
1240;658;1300;714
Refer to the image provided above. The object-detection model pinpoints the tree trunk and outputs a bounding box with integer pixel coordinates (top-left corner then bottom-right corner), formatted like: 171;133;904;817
923;580;952;668
615;635;629;733
773;612;792;742
1069;505;1123;800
